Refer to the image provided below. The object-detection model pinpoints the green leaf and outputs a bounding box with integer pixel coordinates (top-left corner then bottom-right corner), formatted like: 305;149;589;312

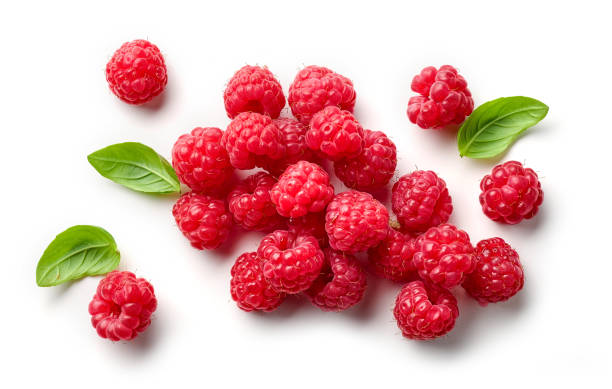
457;96;549;159
88;142;180;194
36;225;120;287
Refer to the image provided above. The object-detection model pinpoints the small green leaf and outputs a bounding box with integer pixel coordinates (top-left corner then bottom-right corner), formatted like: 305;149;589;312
457;96;549;159
88;142;180;194
36;225;120;287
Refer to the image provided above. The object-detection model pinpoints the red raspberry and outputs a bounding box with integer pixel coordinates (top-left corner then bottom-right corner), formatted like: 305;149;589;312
227;172;285;231
394;280;459;340
105;40;167;105
479;160;543;224
462;238;524;305
258;118;317;176
391;170;453;233
413;224;475;289
288;65;356;124
325;191;389;253
222;112;286;170
270;161;334;218
407;65;473;129
287;212;328;248
257;230;324;294
368;227;418;282
172;192;232;250
230;252;285;312
172;127;233;194
334;129;397;191
88;271;157;341
223;65;285;119
307;106;364;161
305;249;367;312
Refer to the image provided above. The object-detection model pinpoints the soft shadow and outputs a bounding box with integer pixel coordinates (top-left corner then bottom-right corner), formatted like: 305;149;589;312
138;87;168;112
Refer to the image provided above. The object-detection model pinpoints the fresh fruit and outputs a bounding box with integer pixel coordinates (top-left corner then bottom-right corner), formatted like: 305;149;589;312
230;252;285;312
287;212;328;248
228;172;285;231
307;106;364;161
258;118;317;176
223;65;285;119
367;227;418;283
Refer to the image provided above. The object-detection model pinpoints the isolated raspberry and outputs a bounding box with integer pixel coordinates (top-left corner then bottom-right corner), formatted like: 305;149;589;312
325;191;389;252
413;224;475;289
368;228;418;282
270;161;334;218
257;230;324;294
334;129;397;191
392;170;453;233
230;252;285;312
407;65;473;129
479;161;543;224
227;172;285;231
462;238;524;305
222;112;285;170
172;127;233;194
307;106;364;161
105;40;167;105
88;271;157;341
172;192;232;250
305;249;367;311
288;65;356;124
287;212;328;248
258;118;317;176
394;280;459;340
223;65;285;119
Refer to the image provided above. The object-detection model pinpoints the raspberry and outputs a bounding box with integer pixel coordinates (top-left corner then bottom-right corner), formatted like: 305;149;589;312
223;65;285;119
227;172;285;231
462;238;524;305
88;271;157;341
307;106;364;161
412;224;475;289
172;127;233;194
257;230;324;294
325;191;389;253
368;227;418;282
407;65;473;129
394;280;459;340
479;160;543;224
222;112;285;170
270;161;334;218
172;192;232;250
334;129;397;191
288;65;356;124
230;252;285;312
105;39;167;105
258;118;317;176
287;212;328;248
305;248;367;311
391;170;453;233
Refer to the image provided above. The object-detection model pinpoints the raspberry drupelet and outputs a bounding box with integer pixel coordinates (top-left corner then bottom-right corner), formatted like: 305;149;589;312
368;227;418;283
307;106;364;161
258;118;317;176
223;65;285;119
287;211;328;249
230;252;285;312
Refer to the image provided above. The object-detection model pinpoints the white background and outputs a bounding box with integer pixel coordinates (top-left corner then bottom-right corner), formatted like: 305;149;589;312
1;1;610;387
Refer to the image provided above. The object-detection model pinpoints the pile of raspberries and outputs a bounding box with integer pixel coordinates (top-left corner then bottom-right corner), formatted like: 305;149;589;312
103;40;544;342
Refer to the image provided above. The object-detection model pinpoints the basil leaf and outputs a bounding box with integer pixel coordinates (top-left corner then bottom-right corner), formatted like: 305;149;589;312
457;96;548;159
36;225;120;287
88;142;180;194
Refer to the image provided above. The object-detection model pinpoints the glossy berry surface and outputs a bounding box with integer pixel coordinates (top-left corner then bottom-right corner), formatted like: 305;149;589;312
305;249;367;312
407;65;473;129
105;39;167;105
462;238;524;305
257;230;324;294
88;271;157;341
223;65;285;119
392;170;453;233
230;252;285;312
288;65;356;124
325;190;389;253
479;160;543;224
287;211;328;249
413;224;475;289
394;280;458;340
172;127;233;194
334;129;397;191
228;172;285;231
258;118;317;176
368;227;418;282
270;161;334;218
172;192;232;250
307;106;364;161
